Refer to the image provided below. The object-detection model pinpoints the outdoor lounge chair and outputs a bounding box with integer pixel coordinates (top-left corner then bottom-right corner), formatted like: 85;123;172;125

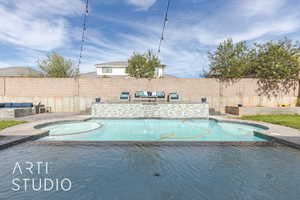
168;93;179;101
0;102;33;108
134;91;143;98
120;92;130;100
135;91;149;98
134;91;159;102
156;91;165;98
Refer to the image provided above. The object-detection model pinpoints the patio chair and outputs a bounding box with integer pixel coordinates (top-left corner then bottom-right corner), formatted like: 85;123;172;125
156;91;165;99
154;91;165;102
120;92;130;101
34;102;46;114
134;91;144;98
95;98;101;103
168;93;179;101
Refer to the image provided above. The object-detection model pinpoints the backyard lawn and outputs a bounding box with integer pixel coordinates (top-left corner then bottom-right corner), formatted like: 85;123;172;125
241;115;300;130
0;121;26;130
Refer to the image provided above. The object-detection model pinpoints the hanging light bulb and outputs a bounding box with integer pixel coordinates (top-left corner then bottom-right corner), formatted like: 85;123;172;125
85;0;89;14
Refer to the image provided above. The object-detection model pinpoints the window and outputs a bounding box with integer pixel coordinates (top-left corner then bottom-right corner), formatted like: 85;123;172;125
102;67;112;73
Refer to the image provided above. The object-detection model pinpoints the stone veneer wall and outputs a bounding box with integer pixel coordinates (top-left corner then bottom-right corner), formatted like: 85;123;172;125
92;103;209;118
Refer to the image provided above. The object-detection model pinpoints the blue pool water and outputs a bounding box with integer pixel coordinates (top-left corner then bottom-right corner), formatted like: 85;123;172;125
0;143;300;200
42;122;101;136
41;119;267;142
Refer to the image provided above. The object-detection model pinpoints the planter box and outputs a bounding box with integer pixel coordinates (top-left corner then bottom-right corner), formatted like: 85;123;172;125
0;108;33;118
225;106;300;116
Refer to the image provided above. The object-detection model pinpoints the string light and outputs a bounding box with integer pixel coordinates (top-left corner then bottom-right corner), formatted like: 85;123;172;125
77;0;89;74
158;0;171;55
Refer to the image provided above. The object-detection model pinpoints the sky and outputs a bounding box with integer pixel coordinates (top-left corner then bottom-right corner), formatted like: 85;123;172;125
0;0;300;78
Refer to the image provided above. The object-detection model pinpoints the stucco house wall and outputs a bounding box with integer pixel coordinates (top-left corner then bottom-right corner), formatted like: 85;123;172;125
95;61;164;77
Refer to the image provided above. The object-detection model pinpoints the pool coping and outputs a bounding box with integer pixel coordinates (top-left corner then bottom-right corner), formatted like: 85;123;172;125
0;133;48;150
33;140;276;146
1;115;300;150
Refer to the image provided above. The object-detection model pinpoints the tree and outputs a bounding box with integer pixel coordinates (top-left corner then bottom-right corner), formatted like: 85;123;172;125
207;39;251;81
295;52;300;106
251;38;300;96
206;38;300;97
38;52;78;77
126;50;160;78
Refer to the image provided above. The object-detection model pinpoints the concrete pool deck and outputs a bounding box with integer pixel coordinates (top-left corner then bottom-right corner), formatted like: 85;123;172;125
0;114;300;150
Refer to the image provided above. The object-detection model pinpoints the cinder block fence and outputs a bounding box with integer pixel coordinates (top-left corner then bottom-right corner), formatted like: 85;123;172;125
0;78;298;113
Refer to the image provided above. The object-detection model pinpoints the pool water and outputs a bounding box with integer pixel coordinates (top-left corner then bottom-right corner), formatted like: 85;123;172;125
41;119;267;142
0;143;300;200
44;122;101;136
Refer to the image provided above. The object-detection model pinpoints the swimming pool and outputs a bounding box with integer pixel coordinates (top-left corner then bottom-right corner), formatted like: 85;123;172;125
40;119;267;142
1;143;300;200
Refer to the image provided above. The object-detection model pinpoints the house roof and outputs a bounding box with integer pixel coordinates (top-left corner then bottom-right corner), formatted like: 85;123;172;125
163;74;178;78
95;61;166;68
0;66;42;77
95;61;128;68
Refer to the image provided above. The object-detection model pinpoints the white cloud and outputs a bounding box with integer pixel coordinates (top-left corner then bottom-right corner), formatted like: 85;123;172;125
0;0;83;51
1;0;300;77
126;0;157;10
0;0;83;16
193;18;300;45
186;0;300;46
237;0;286;17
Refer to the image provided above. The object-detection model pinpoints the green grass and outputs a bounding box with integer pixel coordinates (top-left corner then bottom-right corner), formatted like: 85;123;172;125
0;120;26;130
241;115;300;130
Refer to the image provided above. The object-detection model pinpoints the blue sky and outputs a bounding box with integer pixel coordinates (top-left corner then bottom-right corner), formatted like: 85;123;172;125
0;0;300;77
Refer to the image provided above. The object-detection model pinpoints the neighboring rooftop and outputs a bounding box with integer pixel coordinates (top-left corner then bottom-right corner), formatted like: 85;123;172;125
163;74;178;78
79;71;177;78
95;61;128;68
95;61;166;68
0;67;42;77
79;72;97;78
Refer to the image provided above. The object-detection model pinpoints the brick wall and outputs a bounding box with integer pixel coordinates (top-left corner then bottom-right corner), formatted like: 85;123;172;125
0;77;298;113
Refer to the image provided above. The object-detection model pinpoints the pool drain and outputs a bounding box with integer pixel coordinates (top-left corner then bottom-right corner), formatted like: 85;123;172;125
154;173;161;177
